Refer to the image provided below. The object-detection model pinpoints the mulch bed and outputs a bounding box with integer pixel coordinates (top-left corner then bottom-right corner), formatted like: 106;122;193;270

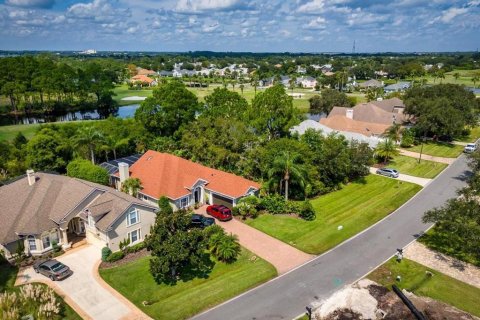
99;249;150;269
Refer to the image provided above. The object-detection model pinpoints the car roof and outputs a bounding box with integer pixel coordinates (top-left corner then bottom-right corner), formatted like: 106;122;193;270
42;260;61;267
467;143;476;147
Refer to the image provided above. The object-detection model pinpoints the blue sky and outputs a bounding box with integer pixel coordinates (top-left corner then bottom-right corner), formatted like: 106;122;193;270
0;0;479;52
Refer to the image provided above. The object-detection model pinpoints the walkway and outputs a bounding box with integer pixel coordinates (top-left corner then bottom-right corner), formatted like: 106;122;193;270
404;242;480;289
16;245;150;320
195;207;314;274
369;167;432;187
399;149;455;164
192;155;471;320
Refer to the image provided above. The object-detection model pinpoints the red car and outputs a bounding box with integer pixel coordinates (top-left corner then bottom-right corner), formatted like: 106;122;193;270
206;204;233;221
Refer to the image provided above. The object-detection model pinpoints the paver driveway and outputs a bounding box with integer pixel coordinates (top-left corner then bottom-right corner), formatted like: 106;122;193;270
369;167;432;187
196;207;314;274
16;244;150;320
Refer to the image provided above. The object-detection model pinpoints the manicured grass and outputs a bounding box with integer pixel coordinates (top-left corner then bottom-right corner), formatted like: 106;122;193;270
246;175;421;254
113;84;153;106
0;123;41;142
383;155;447;178
99;249;277;320
405;142;464;158
367;258;480;317
423;69;480;88
456;126;480;143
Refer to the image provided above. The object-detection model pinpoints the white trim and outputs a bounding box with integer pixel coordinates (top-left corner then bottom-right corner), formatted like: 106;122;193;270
188;178;209;190
179;196;190;209
126;208;140;227
204;189;236;201
128;228;141;244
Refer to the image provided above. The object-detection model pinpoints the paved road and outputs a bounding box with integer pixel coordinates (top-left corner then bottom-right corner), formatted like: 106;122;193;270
193;155;471;320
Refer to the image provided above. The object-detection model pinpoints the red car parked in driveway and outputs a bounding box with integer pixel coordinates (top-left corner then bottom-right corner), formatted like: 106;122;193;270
206;204;233;221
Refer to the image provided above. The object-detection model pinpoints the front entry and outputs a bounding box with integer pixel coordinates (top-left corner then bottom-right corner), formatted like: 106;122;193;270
68;217;85;235
194;187;202;204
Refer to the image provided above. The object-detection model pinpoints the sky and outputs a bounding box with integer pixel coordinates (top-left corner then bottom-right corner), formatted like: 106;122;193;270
0;0;479;52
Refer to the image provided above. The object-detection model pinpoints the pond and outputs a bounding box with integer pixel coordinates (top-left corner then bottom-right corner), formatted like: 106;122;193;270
0;104;140;126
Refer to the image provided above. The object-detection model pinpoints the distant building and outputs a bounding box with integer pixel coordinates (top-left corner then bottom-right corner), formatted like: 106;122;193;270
358;79;384;89
384;82;411;93
297;76;317;88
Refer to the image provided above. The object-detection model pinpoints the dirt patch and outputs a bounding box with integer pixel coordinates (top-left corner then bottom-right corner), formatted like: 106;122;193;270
99;249;149;269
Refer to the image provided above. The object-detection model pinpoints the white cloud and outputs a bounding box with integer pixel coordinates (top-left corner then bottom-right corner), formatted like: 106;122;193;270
438;7;468;23
176;0;243;13
67;0;130;23
297;0;325;13
5;0;55;9
202;22;220;32
306;16;326;29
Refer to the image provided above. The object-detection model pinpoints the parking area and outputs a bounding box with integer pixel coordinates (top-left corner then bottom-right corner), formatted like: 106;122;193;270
195;206;314;274
16;245;150;320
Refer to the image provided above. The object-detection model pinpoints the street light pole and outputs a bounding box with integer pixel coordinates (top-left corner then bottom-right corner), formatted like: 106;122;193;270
418;132;426;164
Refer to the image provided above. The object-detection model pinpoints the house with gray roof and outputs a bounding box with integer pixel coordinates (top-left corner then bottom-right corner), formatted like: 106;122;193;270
384;82;411;93
0;170;157;259
358;79;384;89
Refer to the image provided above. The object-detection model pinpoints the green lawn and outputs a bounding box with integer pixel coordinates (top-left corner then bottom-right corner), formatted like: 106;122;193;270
0;123;41;142
113;84;153;106
404;141;464;158
367;258;480;317
99;249;277;320
383;155;447;178
423;69;480;88
456;126;480;143
246;175;421;254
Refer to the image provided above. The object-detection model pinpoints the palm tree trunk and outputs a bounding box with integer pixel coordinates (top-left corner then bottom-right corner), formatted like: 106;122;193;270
113;149;117;160
90;147;95;164
285;179;289;201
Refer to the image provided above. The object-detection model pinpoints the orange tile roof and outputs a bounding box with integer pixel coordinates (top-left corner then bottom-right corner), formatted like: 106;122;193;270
131;74;154;84
320;115;390;137
126;150;260;200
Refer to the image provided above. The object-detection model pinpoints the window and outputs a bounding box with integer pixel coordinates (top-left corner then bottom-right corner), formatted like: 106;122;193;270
129;229;141;243
42;235;51;249
28;236;37;251
180;197;189;209
127;209;139;226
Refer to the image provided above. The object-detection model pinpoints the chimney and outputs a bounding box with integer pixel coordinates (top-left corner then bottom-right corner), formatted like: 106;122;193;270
118;162;129;184
346;109;354;119
26;169;36;186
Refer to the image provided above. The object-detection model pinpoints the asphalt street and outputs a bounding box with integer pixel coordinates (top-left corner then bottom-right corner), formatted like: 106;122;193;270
192;155;471;320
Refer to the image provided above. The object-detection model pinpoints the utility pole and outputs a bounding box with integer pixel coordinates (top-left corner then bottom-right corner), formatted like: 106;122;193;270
352;40;356;54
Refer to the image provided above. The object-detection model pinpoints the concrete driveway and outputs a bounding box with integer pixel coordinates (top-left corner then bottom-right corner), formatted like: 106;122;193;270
16;244;150;320
369;167;432;187
195;207;313;274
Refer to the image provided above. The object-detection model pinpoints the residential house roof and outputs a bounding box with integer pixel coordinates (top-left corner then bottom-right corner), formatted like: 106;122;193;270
131;75;154;84
328;102;406;126
369;98;405;113
136;68;156;76
384;82;411;91
320;115;390;137
358;79;383;88
0;173;154;244
124;150;260;200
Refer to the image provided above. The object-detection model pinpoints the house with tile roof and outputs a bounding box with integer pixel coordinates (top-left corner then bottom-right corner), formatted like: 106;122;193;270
320;115;390;137
130;74;157;87
0;171;157;259
111;150;261;210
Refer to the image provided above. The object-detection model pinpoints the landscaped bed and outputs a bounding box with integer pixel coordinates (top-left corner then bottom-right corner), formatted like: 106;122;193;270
456;126;480;143
377;155;447;179
246;175;421;254
367;258;480;317
99;248;277;320
404;141;464;158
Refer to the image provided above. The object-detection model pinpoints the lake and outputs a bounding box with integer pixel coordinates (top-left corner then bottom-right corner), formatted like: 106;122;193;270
0;104;140;126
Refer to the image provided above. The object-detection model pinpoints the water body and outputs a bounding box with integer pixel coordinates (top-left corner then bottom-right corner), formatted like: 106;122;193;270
0;104;140;126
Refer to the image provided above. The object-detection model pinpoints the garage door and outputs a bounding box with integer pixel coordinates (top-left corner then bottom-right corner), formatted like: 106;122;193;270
212;193;234;208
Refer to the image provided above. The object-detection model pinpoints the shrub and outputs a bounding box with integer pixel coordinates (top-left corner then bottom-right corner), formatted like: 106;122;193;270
204;225;225;238
209;233;241;263
400;128;415;148
119;238;131;253
52;241;61;253
259;194;288;214
106;251;125;263
101;247;112;262
66;159;109;185
236;195;260;219
298;200;316;221
127;241;146;253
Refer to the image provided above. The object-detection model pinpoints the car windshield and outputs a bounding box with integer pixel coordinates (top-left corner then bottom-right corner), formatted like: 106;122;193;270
51;263;65;272
467;144;475;148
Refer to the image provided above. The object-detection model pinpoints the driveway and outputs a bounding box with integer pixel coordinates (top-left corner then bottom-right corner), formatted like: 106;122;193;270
369;167;432;187
195;207;313;274
192;155;470;320
16;245;150;320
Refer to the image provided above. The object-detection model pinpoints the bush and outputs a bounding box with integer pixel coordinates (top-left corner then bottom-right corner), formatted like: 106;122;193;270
52;241;61;253
101;247;112;262
259;194;288;214
67;159;109;185
235;195;260;219
400;128;415;148
298;200;316;221
127;241;146;253
119;238;131;253
106;251;125;263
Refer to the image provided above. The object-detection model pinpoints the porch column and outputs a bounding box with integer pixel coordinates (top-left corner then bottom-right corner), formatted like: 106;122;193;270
61;229;69;248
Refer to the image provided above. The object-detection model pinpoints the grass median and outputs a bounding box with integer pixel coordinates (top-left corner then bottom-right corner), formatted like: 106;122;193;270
367;258;480;317
99;248;277;320
382;155;447;178
404;142;463;158
246;175;421;254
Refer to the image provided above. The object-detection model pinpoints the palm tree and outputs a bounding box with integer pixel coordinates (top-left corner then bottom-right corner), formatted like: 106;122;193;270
251;76;259;96
121;177;142;197
103;135;129;160
453;72;460;83
289;76;296;93
214;233;241;263
74;126;104;164
375;138;400;164
384;123;403;144
268;151;306;201
239;83;245;95
472;75;479;88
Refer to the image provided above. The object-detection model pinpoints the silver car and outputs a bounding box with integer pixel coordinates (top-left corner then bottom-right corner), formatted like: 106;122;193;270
376;168;399;178
33;259;73;281
464;143;477;153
